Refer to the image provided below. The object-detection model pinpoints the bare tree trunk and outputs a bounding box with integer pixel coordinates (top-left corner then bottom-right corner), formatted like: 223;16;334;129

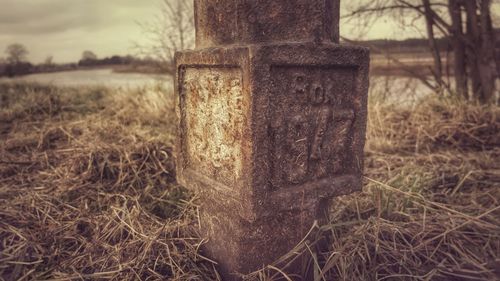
344;0;498;103
463;0;498;104
477;0;498;103
448;0;468;100
464;0;483;102
422;0;443;90
177;0;185;50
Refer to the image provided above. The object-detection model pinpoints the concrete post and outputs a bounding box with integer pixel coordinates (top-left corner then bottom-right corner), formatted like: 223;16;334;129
175;0;369;279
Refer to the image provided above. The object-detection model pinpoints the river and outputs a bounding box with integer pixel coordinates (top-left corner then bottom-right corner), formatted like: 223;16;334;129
3;68;493;106
0;68;171;89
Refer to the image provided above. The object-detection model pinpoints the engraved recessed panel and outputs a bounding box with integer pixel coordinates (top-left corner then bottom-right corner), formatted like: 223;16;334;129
270;66;358;189
181;67;245;187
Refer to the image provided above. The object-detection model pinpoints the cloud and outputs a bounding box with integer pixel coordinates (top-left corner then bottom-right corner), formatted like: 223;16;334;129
1;0;496;63
0;0;158;34
0;0;162;62
0;0;92;33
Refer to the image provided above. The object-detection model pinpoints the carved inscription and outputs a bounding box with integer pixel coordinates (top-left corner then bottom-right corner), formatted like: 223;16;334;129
182;67;245;187
270;66;357;188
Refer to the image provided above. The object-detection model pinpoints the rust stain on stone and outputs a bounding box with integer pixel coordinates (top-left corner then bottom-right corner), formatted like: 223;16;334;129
269;66;358;189
176;0;369;279
194;0;340;48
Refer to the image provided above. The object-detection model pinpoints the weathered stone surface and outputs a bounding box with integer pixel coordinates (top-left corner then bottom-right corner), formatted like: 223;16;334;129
175;43;369;279
194;0;340;48
182;67;245;187
175;0;369;279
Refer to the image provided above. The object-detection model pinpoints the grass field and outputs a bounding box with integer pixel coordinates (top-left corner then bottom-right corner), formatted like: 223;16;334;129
0;83;499;280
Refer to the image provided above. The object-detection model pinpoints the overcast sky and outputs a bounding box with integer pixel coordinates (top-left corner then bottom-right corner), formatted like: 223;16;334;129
0;0;163;63
0;0;498;63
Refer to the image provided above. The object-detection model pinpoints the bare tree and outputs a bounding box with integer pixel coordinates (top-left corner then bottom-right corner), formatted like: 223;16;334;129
448;0;468;99
137;0;195;75
45;56;54;66
423;0;444;90
82;51;98;61
5;43;29;65
344;0;498;104
475;0;497;103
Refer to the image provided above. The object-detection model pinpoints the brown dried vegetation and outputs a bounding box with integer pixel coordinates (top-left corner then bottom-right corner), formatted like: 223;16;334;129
0;84;499;280
252;98;500;280
0;84;218;280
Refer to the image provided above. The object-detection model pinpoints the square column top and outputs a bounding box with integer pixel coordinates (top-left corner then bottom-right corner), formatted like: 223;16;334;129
194;0;340;49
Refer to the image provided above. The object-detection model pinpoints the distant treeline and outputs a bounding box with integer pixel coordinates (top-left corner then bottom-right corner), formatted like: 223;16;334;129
2;29;499;78
0;56;161;77
77;55;135;67
352;29;500;54
0;62;78;78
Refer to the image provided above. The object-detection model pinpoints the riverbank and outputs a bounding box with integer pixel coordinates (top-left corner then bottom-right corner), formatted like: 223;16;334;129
0;68;170;89
0;83;499;280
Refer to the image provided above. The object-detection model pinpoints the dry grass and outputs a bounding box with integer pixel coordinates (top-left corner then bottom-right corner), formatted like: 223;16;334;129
250;98;500;281
0;84;219;280
1;83;499;281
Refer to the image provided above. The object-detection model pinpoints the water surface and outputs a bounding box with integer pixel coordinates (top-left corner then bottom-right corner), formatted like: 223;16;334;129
3;69;495;106
0;68;171;89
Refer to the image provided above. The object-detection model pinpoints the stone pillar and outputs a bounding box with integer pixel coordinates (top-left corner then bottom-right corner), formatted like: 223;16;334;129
175;0;369;279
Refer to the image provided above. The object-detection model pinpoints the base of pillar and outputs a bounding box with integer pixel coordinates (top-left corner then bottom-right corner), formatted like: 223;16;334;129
198;197;329;280
175;42;369;279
